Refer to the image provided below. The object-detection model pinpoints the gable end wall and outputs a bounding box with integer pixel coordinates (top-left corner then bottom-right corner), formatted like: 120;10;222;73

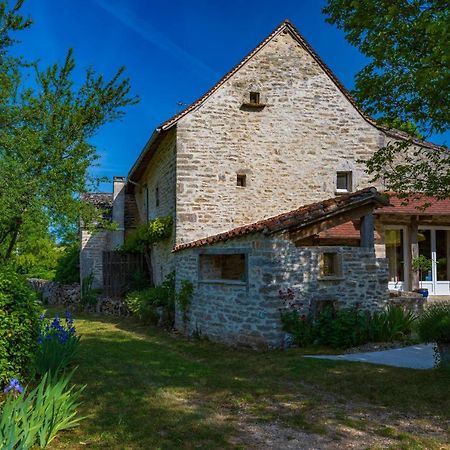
175;30;386;244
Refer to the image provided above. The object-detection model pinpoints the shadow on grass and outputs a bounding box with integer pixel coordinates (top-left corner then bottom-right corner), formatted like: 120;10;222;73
52;311;450;449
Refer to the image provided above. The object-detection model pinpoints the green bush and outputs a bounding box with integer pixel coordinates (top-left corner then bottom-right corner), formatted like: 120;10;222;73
315;307;372;348
0;268;42;386
0;371;85;449
280;310;314;346
417;303;450;344
53;243;80;284
80;273;100;308
176;279;193;324
370;305;416;342
126;272;175;326
120;216;173;253
281;305;417;349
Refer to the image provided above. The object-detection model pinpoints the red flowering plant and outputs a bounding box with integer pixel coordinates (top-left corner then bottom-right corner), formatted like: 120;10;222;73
278;288;314;347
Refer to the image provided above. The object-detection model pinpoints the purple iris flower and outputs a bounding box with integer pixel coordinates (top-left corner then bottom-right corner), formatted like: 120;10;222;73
4;378;24;394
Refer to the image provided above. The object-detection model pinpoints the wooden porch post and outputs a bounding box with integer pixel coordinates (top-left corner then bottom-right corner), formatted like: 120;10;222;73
360;212;374;248
410;216;419;290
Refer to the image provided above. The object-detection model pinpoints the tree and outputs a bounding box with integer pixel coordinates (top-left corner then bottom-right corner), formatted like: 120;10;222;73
323;0;450;199
0;1;138;261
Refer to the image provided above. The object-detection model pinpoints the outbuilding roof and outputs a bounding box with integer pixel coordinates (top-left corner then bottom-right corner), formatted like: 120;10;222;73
173;187;387;251
377;193;450;216
81;193;113;221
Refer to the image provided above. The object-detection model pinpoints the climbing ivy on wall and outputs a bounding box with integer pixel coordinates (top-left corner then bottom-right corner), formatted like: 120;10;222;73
120;216;173;253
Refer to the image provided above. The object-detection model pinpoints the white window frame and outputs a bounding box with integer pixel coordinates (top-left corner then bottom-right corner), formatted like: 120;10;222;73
335;171;353;194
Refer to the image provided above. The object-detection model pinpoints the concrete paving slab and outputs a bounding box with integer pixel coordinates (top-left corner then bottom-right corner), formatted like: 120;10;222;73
305;344;435;369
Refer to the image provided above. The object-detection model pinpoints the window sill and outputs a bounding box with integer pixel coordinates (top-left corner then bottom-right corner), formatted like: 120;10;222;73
240;103;266;110
318;276;345;281
198;279;247;286
335;189;351;195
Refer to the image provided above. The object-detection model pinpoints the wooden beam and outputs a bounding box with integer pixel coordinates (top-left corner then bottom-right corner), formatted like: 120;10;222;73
360;212;374;248
289;204;374;242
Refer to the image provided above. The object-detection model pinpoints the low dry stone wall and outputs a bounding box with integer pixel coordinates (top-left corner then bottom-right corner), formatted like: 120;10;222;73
387;290;426;314
28;279;129;316
28;278;80;307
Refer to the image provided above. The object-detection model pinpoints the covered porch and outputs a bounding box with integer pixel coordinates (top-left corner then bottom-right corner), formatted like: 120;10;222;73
375;195;450;297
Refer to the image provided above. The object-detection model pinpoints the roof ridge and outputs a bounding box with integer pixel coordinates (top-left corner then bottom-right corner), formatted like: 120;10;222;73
128;19;443;182
157;19;290;131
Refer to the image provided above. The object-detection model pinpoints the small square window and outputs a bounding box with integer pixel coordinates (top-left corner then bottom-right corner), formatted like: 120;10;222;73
249;92;260;104
237;174;246;187
199;253;247;282
336;171;352;192
320;252;342;278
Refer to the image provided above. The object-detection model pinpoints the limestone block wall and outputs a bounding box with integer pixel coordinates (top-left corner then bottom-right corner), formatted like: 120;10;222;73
175;29;386;244
134;129;177;284
80;229;109;288
175;233;388;348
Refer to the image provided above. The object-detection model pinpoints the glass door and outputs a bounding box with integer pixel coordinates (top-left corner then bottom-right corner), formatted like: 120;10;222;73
419;228;450;295
385;228;406;291
435;230;450;295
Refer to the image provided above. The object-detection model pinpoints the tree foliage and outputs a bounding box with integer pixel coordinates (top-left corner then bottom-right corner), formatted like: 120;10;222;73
0;1;138;261
324;0;449;199
323;0;449;134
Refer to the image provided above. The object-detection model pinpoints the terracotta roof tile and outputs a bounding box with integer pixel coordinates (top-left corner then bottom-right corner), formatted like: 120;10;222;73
317;220;381;241
173;187;386;251
377;193;450;216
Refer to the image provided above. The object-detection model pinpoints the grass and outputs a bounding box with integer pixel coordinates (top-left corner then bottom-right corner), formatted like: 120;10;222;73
50;311;450;450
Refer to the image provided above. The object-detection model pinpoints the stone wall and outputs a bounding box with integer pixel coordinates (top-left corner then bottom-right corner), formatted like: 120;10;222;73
80;229;109;289
28;279;129;316
175;232;389;348
175;29;387;244
28;279;81;307
134;129;177;285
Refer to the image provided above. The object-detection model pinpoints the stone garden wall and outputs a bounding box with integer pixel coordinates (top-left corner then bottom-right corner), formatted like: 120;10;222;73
175;232;389;349
28;279;129;316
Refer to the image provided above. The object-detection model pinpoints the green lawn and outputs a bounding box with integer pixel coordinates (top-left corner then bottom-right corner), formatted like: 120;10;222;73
51;312;450;450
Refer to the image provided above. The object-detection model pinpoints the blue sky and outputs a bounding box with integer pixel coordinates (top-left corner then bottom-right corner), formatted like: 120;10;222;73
11;0;449;192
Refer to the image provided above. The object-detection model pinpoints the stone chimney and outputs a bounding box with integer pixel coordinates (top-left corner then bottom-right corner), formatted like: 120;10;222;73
110;176;126;249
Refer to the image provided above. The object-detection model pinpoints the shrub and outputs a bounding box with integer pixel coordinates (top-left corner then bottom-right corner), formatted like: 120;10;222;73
370;305;416;342
417;303;450;344
280;310;314;347
126;272;175;326
80;273;100;308
176;279;193;324
315;307;372;349
53;243;80;284
0;371;85;449
34;311;80;377
0;268;42;386
280;305;416;349
120;216;173;253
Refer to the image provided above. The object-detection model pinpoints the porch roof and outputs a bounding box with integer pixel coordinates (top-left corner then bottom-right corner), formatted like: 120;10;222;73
377;193;450;216
173;187;386;251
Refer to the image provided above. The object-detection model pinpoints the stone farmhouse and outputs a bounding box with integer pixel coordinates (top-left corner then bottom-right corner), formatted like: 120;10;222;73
81;20;450;347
